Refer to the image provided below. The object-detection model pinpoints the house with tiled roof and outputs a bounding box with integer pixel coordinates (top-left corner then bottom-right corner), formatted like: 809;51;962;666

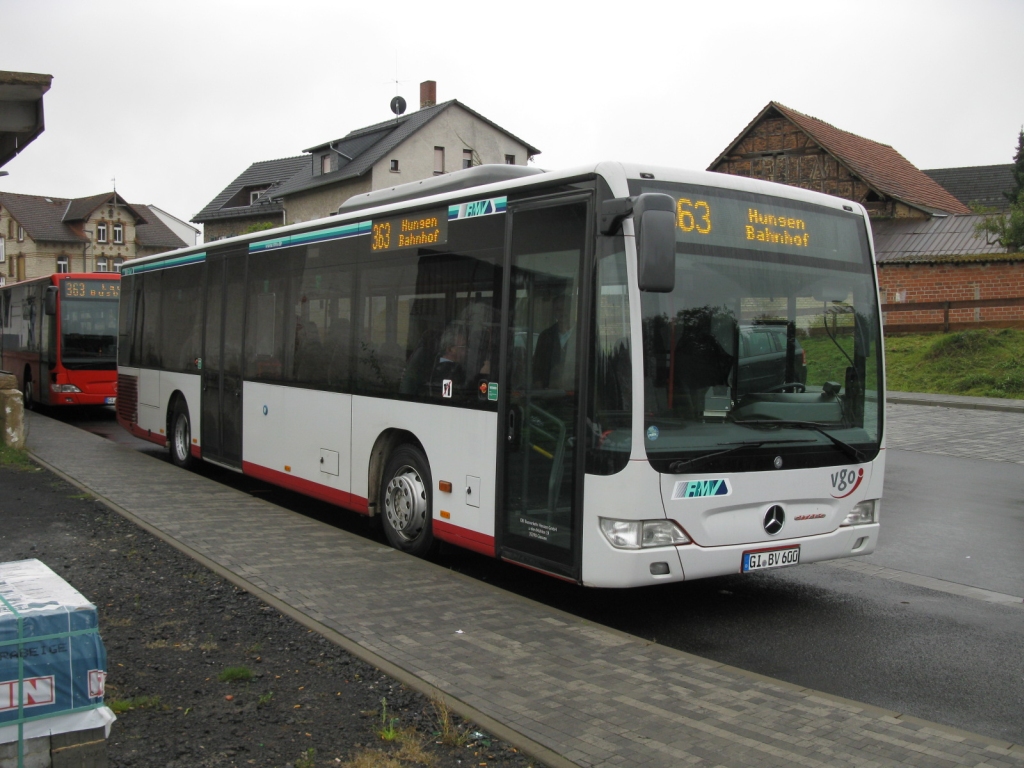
709;101;970;219
0;190;188;284
710;103;1024;331
194;81;539;242
923;164;1016;213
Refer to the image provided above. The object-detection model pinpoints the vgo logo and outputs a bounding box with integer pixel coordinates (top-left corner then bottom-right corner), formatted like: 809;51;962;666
830;467;864;498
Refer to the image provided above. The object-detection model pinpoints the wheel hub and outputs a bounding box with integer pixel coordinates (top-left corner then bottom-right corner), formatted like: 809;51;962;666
384;466;427;540
174;414;189;460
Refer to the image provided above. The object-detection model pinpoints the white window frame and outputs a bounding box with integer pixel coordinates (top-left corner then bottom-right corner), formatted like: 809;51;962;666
321;154;331;174
56;255;69;273
113;223;123;244
250;190;262;205
0;237;5;263
114;257;124;273
462;149;473;170
17;225;24;242
96;222;107;243
96;256;109;273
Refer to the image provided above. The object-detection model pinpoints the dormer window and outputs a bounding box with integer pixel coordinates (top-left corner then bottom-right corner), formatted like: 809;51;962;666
250;190;263;204
97;223;107;243
321;154;331;174
113;223;123;244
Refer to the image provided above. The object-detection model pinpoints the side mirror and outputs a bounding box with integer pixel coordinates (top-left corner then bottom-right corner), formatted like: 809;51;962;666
45;286;58;316
635;193;676;293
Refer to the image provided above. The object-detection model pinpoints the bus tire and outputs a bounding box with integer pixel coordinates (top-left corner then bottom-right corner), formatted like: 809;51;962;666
380;444;435;557
169;400;194;470
22;372;34;411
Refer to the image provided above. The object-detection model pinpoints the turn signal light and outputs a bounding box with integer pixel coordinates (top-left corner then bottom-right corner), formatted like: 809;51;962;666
438;481;453;493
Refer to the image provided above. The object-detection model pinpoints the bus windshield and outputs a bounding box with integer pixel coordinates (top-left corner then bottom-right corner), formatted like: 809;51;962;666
632;181;883;473
61;297;118;369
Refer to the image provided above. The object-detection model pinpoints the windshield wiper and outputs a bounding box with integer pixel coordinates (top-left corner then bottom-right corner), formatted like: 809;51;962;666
668;438;807;474
730;419;867;463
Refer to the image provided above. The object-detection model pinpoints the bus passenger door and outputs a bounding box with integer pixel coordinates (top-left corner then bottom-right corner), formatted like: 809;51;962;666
497;196;592;580
201;250;246;467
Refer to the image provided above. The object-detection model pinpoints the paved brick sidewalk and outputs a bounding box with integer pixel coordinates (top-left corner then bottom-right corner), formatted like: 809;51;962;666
885;403;1024;464
24;412;1024;768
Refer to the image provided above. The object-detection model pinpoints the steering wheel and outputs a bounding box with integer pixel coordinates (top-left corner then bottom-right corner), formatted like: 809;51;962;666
766;382;806;393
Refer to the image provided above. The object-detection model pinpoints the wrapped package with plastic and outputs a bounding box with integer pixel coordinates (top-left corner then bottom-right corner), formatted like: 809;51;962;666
0;559;113;749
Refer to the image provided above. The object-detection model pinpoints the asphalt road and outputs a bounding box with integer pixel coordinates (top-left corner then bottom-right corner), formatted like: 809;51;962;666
45;404;1024;746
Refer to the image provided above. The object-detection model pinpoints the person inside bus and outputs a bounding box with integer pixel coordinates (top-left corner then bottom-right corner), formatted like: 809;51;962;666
533;292;575;390
429;323;468;398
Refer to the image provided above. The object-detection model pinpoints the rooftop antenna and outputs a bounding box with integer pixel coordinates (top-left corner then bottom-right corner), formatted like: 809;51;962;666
385;50;408;117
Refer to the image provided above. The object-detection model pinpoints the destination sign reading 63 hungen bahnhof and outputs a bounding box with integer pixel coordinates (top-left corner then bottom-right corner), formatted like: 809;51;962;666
645;185;866;265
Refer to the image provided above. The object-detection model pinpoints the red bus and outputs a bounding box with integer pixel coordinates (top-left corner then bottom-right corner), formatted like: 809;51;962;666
0;273;120;407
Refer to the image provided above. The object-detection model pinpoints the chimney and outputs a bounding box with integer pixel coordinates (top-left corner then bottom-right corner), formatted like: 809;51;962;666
420;80;436;109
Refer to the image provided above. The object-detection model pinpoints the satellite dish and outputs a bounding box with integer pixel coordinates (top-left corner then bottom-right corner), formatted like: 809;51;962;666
390;96;407;116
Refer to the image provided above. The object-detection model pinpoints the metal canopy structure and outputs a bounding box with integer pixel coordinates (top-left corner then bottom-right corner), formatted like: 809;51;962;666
0;71;52;169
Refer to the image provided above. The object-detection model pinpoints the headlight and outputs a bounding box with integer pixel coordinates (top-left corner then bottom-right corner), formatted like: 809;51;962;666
841;499;876;526
51;384;82;393
599;518;691;549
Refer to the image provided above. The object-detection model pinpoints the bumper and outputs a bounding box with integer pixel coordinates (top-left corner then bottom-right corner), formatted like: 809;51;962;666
48;393;116;406
581;522;879;588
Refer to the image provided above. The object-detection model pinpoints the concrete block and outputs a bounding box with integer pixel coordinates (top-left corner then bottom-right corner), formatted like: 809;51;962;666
0;734;51;768
0;727;108;768
51;727;107;768
1;388;25;448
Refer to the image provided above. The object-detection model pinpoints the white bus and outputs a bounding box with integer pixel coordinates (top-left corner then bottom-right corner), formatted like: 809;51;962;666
116;162;883;587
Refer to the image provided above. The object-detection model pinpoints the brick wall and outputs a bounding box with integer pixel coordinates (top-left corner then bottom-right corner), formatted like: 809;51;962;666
878;260;1024;329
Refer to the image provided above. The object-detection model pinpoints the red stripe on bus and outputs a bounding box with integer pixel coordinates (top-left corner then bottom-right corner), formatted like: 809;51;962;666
241;461;370;515
126;422;167;447
433;519;496;557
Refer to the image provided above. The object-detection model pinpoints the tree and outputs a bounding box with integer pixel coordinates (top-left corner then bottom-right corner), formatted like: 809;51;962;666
973;128;1024;253
241;221;276;235
1007;127;1024;206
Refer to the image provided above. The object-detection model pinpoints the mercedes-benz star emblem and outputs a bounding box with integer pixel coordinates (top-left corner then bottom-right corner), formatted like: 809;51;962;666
773;456;783;469
763;505;785;535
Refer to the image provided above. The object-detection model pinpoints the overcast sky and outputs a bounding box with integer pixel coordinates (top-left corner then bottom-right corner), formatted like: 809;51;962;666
3;0;1022;236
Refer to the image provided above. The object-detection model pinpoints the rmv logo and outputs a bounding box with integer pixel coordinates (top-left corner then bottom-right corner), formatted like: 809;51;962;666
830;467;864;499
673;478;731;499
464;200;493;217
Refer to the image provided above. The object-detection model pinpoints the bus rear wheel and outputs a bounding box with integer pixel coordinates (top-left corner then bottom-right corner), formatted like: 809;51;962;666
170;401;194;470
380;445;435;557
22;374;34;411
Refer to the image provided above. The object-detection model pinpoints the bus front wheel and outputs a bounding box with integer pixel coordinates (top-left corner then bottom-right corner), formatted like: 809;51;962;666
380;445;435;557
170;401;194;470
